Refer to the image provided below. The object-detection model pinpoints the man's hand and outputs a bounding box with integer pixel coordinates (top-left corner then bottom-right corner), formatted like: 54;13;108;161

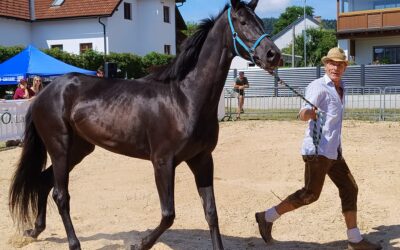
299;107;317;121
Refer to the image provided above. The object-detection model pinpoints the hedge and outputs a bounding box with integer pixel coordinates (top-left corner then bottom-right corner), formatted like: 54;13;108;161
0;45;175;80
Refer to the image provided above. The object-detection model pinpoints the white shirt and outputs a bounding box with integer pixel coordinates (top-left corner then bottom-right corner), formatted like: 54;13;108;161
300;74;345;160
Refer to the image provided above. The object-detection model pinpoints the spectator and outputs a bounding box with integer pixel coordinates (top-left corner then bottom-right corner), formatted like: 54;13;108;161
13;79;30;100
233;71;249;119
97;66;104;78
30;76;44;97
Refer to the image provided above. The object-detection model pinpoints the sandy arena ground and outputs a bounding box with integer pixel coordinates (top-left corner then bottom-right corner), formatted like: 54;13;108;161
1;120;399;250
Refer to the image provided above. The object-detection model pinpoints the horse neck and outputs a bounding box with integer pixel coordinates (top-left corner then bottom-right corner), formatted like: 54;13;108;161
181;14;234;111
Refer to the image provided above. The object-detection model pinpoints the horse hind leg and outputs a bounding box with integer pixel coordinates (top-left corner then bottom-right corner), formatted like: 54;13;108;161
186;152;224;250
43;132;94;250
134;156;176;250
24;166;54;238
24;135;94;241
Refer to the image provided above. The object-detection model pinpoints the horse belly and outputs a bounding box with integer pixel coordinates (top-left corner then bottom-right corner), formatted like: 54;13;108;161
71;108;150;159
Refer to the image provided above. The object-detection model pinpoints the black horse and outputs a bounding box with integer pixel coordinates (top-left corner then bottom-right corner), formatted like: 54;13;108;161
9;1;281;249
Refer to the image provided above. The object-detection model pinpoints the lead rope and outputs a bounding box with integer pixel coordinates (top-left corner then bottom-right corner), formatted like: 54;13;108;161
273;72;326;157
312;110;327;156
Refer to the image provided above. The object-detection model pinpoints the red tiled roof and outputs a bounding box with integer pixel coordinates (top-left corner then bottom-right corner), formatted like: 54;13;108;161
0;0;30;20
1;0;184;21
34;0;121;20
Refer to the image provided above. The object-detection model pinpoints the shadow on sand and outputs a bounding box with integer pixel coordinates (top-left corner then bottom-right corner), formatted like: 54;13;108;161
41;224;400;249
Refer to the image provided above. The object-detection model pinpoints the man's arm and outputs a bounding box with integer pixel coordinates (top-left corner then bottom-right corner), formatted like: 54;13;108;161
233;78;240;89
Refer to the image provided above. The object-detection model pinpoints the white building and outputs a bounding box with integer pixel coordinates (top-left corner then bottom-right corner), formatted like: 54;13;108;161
0;0;187;56
230;15;320;69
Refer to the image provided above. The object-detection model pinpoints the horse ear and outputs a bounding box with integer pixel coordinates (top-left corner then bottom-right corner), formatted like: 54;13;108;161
248;0;259;10
230;0;240;9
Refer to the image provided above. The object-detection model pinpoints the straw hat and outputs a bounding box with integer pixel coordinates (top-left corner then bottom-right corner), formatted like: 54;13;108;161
321;47;348;65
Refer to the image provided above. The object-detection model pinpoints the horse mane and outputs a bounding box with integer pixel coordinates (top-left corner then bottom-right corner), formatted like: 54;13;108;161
145;4;231;82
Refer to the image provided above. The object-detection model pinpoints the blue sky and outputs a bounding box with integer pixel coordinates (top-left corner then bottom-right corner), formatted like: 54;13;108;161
178;0;337;23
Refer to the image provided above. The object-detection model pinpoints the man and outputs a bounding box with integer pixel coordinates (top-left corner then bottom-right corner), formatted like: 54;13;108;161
255;48;381;250
233;71;249;119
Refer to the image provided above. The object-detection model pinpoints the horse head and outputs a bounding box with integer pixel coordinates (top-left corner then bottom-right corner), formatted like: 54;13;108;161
228;0;281;73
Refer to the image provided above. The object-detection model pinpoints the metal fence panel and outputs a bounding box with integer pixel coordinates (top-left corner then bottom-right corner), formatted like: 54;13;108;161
223;86;400;121
224;65;400;121
227;64;400;92
365;65;400;88
383;87;400;121
344;87;382;121
223;87;305;120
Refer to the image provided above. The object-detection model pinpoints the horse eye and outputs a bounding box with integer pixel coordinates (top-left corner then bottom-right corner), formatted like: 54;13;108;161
240;21;246;25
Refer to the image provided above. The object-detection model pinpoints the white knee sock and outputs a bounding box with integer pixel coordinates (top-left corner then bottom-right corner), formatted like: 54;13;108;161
347;227;363;243
264;207;280;222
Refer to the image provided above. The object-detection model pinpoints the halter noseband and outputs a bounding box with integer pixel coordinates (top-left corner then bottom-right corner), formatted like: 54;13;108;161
227;5;270;64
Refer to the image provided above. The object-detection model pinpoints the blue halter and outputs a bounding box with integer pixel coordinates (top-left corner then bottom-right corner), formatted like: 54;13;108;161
227;5;270;64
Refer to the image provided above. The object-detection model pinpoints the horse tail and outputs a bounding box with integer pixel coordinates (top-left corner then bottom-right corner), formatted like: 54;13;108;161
9;108;47;229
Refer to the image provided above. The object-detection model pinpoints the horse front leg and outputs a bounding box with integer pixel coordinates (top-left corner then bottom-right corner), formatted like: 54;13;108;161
187;152;224;250
134;156;176;250
24;166;54;238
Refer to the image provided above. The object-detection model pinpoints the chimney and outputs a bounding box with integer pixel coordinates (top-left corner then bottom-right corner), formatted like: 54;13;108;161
313;16;322;23
30;0;36;21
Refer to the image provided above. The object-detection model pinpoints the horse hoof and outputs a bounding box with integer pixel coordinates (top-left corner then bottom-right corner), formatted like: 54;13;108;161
130;244;139;250
130;244;148;250
23;229;38;239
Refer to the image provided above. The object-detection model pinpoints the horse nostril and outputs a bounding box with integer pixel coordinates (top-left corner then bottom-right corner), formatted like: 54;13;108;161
267;49;276;61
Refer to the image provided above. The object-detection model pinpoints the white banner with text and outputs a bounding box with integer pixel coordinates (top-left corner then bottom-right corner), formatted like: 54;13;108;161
0;100;30;141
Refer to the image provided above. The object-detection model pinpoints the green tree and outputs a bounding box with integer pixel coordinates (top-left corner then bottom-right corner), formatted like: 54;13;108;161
0;45;24;63
272;6;314;35
142;52;174;74
107;52;144;79
42;47;80;67
182;22;199;37
77;49;104;71
282;28;337;67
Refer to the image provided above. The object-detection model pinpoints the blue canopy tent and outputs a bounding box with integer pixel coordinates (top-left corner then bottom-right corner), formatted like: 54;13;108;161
0;44;96;85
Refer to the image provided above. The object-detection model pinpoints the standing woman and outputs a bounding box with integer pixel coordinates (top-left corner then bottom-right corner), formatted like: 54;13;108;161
13;79;30;99
30;76;44;97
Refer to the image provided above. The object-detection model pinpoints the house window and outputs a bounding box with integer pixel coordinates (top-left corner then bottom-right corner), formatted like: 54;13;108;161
124;2;132;20
164;45;171;55
163;6;170;23
51;0;64;7
373;46;400;64
51;44;63;50
374;0;400;10
80;43;92;54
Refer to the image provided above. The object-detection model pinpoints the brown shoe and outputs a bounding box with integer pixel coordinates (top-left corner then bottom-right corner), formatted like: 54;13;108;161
255;212;273;243
348;239;382;250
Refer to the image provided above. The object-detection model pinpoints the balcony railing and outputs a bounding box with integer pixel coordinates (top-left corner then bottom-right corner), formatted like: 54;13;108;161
338;8;400;33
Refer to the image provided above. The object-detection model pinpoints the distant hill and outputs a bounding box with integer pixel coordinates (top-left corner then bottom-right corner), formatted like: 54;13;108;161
262;17;337;35
321;19;337;30
262;17;278;34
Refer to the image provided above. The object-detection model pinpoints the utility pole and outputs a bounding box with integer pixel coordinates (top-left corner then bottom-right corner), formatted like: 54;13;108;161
292;25;295;67
303;0;307;67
